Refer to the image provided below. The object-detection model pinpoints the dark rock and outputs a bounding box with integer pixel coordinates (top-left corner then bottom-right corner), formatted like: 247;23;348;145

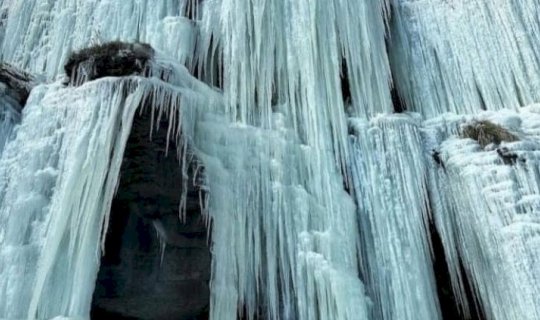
65;42;154;86
391;85;406;113
432;149;446;169
0;63;37;109
496;147;524;166
92;110;210;320
184;0;203;20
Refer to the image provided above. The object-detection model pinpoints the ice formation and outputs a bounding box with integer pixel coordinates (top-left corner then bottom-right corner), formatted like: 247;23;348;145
389;0;540;117
0;69;220;319
0;0;539;320
0;0;197;79
349;114;441;320
425;107;540;320
0;96;19;155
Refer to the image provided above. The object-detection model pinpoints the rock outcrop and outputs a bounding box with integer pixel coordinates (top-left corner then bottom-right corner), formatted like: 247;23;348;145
65;42;154;86
91;110;210;320
0;63;37;111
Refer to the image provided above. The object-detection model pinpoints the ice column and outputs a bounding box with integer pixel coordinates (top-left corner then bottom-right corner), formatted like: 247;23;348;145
389;0;540;117
349;114;442;320
425;106;540;320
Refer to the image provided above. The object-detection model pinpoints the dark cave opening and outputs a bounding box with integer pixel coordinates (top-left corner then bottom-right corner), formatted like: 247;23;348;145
91;111;210;320
429;221;486;320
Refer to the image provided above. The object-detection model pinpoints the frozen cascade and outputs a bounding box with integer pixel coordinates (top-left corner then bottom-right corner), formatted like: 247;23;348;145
0;0;198;79
0;55;372;319
389;0;540;117
196;112;369;320
197;0;393;122
0;96;20;156
349;114;441;320
425;106;540;320
0;0;540;319
193;1;394;318
0;79;136;319
0;71;219;319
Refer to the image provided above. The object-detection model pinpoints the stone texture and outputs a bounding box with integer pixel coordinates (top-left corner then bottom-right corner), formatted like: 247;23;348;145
65;42;154;86
91;111;210;320
0;63;37;110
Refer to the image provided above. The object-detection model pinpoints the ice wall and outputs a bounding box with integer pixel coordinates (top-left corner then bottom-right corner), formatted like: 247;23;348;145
0;71;218;319
349;114;441;320
389;0;540;117
1;0;540;319
195;112;369;320
194;1;394;318
0;94;20;155
425;107;540;320
0;79;139;319
0;0;197;79
387;1;540;317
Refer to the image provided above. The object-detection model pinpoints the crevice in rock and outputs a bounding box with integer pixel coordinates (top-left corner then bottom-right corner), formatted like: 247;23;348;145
384;3;408;114
429;220;486;320
340;58;352;110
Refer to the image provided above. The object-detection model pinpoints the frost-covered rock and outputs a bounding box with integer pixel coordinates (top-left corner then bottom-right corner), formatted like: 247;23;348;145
425;107;540;320
65;42;154;85
0;63;37;109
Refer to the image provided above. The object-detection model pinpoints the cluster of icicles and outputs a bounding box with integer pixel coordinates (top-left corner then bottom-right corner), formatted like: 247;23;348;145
0;0;540;319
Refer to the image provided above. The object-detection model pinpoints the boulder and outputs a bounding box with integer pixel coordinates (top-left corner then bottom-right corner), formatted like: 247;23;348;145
64;42;154;85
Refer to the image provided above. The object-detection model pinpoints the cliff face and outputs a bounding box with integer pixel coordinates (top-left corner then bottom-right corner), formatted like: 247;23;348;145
1;1;540;320
92;111;210;320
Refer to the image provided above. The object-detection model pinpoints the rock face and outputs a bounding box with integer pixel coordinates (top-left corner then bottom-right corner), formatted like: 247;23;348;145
0;63;36;110
65;42;154;85
91;110;210;320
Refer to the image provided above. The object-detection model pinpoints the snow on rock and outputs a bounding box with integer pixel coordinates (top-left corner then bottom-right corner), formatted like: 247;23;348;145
424;107;540;320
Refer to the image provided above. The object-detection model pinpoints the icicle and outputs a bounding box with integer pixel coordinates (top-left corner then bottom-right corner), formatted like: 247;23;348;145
389;0;540;117
0;0;198;79
0;69;218;319
0;96;20;156
425;106;540;320
349;113;442;320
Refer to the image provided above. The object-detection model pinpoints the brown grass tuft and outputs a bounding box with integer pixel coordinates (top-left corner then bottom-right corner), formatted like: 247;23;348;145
461;120;518;148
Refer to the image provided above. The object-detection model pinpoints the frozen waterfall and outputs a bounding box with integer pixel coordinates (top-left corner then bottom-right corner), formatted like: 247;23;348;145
0;0;539;320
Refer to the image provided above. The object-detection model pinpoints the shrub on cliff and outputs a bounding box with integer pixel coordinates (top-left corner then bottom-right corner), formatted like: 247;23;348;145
64;41;154;85
461;120;518;148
